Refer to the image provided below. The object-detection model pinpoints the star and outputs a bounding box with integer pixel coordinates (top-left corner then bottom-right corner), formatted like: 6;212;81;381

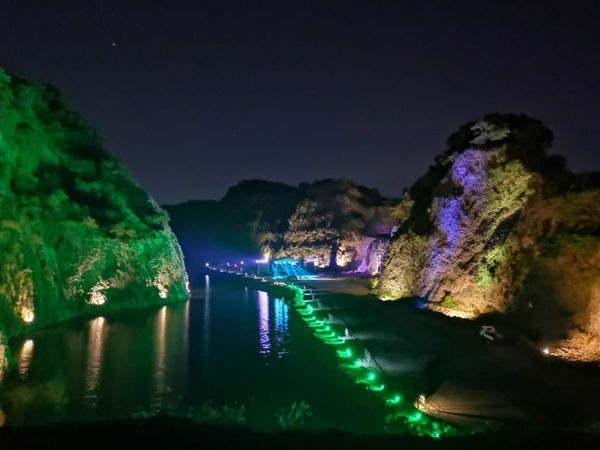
112;42;118;47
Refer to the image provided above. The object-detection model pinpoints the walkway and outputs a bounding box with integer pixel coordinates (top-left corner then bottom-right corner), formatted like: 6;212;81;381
300;279;600;427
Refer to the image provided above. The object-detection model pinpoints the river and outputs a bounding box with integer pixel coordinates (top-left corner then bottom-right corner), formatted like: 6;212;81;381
0;273;384;432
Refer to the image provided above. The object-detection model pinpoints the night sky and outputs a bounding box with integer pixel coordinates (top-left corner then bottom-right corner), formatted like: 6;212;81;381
2;0;600;204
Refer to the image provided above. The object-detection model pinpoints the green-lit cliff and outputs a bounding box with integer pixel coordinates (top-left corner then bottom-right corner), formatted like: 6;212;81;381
0;69;189;377
375;114;600;361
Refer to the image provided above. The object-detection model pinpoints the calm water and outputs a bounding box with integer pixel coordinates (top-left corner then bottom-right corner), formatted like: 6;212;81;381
1;274;384;431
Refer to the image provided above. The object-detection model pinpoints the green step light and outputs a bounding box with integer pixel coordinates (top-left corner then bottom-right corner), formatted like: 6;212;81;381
385;394;402;406
337;348;353;358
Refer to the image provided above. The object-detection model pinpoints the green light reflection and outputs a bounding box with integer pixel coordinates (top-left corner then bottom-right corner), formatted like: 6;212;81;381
277;280;459;439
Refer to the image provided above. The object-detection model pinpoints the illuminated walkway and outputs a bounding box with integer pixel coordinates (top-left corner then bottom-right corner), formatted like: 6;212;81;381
211;266;600;427
298;280;600;426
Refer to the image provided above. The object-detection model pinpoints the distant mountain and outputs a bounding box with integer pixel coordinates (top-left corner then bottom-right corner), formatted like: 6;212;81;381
166;179;399;277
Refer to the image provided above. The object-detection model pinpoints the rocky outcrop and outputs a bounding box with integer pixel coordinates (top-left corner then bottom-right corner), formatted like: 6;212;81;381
354;238;390;276
265;180;397;269
167;179;398;274
376;114;600;361
0;69;189;374
511;190;600;361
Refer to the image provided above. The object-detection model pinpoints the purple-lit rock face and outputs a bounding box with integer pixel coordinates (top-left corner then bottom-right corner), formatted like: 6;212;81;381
378;148;535;315
416;149;537;315
376;114;600;361
355;238;390;276
418;150;490;300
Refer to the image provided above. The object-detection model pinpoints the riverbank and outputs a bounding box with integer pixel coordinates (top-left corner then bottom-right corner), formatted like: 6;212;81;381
230;273;600;428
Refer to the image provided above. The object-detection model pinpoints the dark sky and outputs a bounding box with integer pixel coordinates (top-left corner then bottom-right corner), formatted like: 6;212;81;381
2;0;600;204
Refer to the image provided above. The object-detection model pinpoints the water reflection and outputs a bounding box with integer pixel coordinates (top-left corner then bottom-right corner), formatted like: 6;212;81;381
203;275;211;372
257;291;290;358
2;281;318;428
183;299;190;375
84;317;106;407
153;306;167;406
258;291;271;356
18;339;34;379
273;298;289;357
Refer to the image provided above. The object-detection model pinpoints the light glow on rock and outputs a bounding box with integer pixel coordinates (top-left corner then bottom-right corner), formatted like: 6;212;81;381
335;246;354;268
147;264;176;299
184;276;190;295
355;238;389;275
88;279;109;306
437;308;476;319
21;305;35;323
15;271;36;323
262;248;272;261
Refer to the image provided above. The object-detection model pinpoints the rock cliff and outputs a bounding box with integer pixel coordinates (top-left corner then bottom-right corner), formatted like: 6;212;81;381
0;69;189;376
376;114;600;361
